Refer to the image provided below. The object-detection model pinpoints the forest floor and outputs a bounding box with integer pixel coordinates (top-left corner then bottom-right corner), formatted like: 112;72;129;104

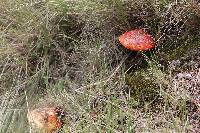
0;0;199;133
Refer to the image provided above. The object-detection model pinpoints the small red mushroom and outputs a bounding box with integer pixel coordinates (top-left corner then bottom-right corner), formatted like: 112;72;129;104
27;106;64;133
119;29;155;51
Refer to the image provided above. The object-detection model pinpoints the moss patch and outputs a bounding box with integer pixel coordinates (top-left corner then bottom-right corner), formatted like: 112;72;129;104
125;68;160;106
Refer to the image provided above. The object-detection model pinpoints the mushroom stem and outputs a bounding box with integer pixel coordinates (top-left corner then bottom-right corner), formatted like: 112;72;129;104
125;51;145;73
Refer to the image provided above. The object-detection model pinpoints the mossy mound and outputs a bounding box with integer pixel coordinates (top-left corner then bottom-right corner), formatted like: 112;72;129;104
125;68;160;106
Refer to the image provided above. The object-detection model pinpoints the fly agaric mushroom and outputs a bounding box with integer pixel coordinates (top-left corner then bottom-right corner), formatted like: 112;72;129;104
27;106;64;133
119;29;155;51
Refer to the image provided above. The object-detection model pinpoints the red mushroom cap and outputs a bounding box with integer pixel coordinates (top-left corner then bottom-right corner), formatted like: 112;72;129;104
27;106;64;132
119;29;155;51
